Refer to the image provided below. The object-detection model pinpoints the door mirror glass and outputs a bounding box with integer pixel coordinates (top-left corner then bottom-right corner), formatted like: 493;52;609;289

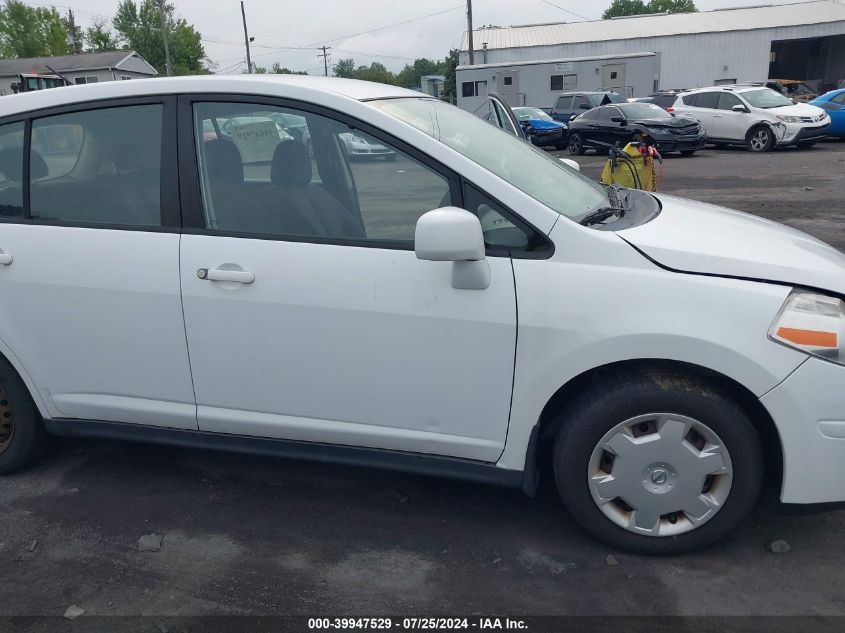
415;207;485;262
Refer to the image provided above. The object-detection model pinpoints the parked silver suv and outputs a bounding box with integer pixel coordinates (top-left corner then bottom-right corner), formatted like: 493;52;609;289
671;86;830;152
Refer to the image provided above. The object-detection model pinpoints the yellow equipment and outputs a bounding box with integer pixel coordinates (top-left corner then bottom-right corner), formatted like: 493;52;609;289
600;142;662;192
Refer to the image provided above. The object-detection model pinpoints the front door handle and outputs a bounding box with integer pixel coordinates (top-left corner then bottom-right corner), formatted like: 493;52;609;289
0;253;12;266
198;268;255;284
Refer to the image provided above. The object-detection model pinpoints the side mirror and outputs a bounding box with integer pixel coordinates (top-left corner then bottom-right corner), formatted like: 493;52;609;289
559;158;580;171
569;114;578;121
610;116;626;123
732;104;748;113
415;207;489;290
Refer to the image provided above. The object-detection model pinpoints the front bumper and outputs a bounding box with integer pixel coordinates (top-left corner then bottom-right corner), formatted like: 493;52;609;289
529;128;567;147
761;357;845;504
652;134;707;153
777;122;830;146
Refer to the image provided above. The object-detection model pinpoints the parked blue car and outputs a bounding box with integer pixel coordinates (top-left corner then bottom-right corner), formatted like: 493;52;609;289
512;107;569;150
809;89;845;138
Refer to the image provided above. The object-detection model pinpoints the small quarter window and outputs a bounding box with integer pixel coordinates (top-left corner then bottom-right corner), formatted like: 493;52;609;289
0;122;25;218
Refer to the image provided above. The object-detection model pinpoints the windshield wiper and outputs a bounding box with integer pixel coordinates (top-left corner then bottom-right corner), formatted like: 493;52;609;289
580;206;625;226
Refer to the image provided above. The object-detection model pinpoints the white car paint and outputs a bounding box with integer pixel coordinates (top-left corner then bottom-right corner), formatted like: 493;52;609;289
1;75;845;509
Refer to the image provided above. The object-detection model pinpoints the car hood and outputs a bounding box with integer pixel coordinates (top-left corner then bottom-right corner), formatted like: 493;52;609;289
766;102;826;117
618;193;845;295
526;118;565;129
635;117;698;128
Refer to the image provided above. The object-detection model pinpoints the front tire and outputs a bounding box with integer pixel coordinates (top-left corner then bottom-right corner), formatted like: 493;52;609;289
747;126;774;152
568;133;585;156
552;369;762;555
0;356;47;475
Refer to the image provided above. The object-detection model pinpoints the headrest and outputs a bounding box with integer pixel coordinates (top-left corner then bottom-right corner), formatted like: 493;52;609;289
271;140;312;187
0;148;48;182
204;140;243;185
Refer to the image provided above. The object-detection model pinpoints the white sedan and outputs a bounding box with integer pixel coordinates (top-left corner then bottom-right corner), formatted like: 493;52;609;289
0;75;843;554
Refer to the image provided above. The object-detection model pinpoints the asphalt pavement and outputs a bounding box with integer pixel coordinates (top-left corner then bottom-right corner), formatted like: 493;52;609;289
2;141;845;622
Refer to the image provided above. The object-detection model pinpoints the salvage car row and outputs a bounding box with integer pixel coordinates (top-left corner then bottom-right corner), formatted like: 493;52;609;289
503;85;844;155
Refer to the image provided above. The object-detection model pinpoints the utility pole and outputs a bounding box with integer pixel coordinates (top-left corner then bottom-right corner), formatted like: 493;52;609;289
159;0;172;76
466;0;474;65
318;46;331;76
241;1;252;74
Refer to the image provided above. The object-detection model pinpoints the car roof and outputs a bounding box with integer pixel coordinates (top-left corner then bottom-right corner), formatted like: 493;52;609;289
558;90;619;96
0;75;422;118
684;85;769;94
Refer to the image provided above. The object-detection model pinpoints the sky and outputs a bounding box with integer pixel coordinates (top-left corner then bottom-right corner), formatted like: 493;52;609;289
37;0;824;74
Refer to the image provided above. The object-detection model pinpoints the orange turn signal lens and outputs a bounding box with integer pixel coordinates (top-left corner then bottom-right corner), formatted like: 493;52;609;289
776;327;838;348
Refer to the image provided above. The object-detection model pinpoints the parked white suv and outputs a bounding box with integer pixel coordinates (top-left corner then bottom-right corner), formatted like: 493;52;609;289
671;86;830;151
1;76;845;554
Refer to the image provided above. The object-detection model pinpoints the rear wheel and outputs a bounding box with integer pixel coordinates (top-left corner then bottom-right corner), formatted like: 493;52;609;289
553;369;762;554
568;133;585;156
747;126;774;152
0;357;46;475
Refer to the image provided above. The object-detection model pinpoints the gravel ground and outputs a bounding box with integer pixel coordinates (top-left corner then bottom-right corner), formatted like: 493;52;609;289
2;141;845;623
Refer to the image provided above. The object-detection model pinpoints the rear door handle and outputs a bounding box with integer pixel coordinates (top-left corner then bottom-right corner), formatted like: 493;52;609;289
0;253;12;266
198;268;255;284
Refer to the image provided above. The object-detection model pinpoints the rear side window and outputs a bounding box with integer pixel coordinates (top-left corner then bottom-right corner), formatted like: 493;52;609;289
0;122;25;218
658;95;676;109
555;96;572;110
29;105;162;227
694;92;720;109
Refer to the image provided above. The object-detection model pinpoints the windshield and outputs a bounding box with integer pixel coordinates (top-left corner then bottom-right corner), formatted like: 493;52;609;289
618;103;671;119
370;98;607;220
742;88;793;109
513;107;553;122
784;82;814;96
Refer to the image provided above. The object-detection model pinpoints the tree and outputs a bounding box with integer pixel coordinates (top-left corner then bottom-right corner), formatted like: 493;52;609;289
113;0;208;75
351;62;396;85
441;48;459;101
0;0;70;58
602;0;695;19
253;62;307;75
395;57;443;89
62;9;84;54
85;21;119;52
332;58;356;78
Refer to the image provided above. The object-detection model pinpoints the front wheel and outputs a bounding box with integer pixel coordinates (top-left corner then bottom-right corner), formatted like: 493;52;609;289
747;126;774;152
568;133;585;156
553;369;762;554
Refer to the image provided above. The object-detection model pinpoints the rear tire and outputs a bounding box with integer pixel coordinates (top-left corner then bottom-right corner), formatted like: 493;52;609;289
568;133;585;156
552;368;763;555
0;356;47;475
747;126;774;152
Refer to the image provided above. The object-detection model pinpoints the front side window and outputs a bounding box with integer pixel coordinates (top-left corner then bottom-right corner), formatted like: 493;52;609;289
29;105;162;226
832;92;845;105
718;93;743;110
555;96;572;110
371;98;607;221
0;122;24;218
574;95;591;111
193;102;451;245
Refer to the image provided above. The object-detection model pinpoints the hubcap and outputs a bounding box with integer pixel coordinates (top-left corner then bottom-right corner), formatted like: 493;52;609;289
0;387;14;454
587;413;733;537
751;130;769;151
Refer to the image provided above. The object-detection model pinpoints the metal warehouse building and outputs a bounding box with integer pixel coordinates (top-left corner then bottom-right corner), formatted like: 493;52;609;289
457;0;845;109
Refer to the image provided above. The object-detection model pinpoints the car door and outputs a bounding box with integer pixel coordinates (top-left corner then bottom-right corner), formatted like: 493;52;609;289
714;92;751;141
177;97;518;462
0;98;196;428
686;92;720;138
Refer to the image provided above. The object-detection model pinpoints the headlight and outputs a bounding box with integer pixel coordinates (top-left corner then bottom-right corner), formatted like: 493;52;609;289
769;290;845;364
776;115;802;123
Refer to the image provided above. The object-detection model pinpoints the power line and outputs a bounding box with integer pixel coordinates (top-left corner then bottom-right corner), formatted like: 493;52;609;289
333;48;416;61
537;0;590;21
